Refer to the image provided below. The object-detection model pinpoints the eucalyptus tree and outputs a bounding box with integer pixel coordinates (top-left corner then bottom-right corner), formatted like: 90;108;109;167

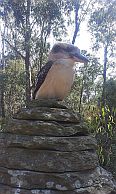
89;0;116;108
60;0;95;44
0;0;68;105
0;0;8;118
65;51;101;115
88;0;116;167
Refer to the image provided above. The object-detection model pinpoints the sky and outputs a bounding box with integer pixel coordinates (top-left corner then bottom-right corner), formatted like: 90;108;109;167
49;20;92;53
0;1;115;79
75;22;92;51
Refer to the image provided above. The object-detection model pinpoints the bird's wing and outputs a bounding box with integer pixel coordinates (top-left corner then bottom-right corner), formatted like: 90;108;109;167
33;61;53;99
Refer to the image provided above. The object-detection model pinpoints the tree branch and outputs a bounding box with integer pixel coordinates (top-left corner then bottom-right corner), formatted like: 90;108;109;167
4;38;25;60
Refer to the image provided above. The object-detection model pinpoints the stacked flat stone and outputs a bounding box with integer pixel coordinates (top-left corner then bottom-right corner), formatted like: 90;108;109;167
0;100;115;194
110;135;116;179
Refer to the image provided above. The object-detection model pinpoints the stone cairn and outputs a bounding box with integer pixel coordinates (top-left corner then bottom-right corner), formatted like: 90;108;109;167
0;100;116;194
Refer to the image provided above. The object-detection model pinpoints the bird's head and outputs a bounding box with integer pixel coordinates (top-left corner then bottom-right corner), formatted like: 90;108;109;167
48;43;89;64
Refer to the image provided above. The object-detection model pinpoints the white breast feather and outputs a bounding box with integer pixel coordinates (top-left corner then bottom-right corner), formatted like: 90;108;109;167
35;62;75;100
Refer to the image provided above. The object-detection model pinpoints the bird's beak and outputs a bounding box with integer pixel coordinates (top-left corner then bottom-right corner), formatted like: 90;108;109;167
73;52;89;63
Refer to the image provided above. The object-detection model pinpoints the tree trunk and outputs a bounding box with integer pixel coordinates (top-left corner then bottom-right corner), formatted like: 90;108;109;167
79;79;84;113
25;0;31;104
0;73;5;118
101;45;108;134
0;72;5;118
72;1;80;45
102;45;108;108
0;6;6;118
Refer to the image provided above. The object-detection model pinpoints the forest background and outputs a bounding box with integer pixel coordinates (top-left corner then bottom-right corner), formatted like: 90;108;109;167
0;0;116;178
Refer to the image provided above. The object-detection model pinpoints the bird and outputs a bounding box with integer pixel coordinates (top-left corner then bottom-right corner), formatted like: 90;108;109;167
33;43;89;101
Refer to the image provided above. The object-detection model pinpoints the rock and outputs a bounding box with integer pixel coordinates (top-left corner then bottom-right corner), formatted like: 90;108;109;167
0;133;97;151
0;185;84;194
13;107;81;123
0;147;98;172
0;166;115;191
3;119;89;136
27;99;68;109
0;182;116;194
0;99;115;194
111;144;116;179
110;133;116;179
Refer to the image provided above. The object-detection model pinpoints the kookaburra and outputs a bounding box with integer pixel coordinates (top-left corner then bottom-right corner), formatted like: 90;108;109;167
33;43;89;100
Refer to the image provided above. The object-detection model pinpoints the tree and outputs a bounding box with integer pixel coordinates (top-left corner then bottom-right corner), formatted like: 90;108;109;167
65;51;101;117
89;0;116;108
0;0;68;108
106;79;116;110
0;2;7;118
88;1;116;168
71;0;94;44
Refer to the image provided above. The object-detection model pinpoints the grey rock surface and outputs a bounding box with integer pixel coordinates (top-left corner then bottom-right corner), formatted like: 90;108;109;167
0;99;115;194
0;133;97;151
0;147;98;172
13;107;81;123
3;119;89;136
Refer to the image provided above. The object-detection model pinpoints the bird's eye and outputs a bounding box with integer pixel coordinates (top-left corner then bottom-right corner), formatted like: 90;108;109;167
52;45;61;53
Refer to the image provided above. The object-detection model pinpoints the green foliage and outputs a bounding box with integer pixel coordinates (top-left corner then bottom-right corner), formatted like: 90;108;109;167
88;0;116;174
89;2;116;48
3;60;26;117
33;0;66;38
106;79;116;109
93;106;116;168
64;75;81;111
64;51;101;115
89;79;116;172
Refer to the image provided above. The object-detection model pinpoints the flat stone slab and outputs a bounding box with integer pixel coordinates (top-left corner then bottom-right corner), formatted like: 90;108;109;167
3;119;89;136
0;167;115;191
0;167;93;190
13;107;81;123
0;133;97;151
0;184;115;194
0;185;83;194
28;99;68;109
0;148;98;172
